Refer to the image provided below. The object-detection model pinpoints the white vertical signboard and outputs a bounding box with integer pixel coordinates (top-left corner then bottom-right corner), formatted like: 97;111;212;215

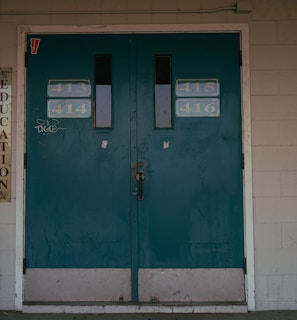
0;68;12;202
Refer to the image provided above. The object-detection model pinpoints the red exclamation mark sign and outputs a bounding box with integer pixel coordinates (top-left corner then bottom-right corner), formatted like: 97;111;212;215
30;38;41;55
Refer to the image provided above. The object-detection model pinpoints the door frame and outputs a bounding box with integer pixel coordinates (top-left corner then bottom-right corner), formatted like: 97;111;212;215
16;23;254;311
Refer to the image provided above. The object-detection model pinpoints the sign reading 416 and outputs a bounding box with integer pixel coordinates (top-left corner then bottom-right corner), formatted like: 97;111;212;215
176;98;220;117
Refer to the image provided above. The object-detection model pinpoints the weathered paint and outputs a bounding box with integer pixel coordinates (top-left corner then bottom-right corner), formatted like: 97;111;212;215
24;269;131;301
138;268;245;302
25;33;244;302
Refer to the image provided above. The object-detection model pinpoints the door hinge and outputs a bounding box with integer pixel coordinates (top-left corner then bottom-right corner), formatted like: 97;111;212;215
242;153;244;170
24;153;27;169
25;51;28;68
23;258;27;274
239;50;242;66
244;257;247;274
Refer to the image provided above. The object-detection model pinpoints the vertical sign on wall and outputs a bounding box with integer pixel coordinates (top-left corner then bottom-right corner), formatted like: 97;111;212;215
0;68;12;202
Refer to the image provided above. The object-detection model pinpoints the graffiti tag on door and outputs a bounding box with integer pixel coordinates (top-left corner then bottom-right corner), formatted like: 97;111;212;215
34;119;66;135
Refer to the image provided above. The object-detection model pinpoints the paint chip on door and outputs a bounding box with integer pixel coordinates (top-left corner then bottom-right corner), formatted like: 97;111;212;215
101;140;108;149
163;140;170;149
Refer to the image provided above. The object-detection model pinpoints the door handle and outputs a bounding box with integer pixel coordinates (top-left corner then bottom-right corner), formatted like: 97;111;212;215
135;172;145;200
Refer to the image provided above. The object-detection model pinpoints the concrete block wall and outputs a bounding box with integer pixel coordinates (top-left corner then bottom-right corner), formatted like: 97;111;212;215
250;13;297;310
0;0;297;311
0;5;18;309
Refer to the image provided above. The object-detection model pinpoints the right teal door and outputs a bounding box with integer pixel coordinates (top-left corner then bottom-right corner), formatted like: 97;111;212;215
135;34;245;301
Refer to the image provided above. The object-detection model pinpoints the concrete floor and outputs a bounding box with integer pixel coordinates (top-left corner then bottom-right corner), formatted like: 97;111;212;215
1;311;297;320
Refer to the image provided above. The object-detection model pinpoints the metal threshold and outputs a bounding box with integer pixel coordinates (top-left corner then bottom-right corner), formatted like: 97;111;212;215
23;301;248;313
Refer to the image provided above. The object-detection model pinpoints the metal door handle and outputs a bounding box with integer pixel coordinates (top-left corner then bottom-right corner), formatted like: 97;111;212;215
136;172;145;200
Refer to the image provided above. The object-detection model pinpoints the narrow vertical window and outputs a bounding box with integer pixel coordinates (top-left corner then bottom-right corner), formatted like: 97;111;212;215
95;55;112;128
155;56;172;128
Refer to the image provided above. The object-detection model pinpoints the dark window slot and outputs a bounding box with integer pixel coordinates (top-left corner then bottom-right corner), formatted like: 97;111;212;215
155;56;172;128
95;55;112;128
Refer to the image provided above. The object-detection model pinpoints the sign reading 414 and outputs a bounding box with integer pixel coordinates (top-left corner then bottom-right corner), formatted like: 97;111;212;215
47;99;91;118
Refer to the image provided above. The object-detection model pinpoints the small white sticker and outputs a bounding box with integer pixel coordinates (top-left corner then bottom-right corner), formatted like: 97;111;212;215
163;140;170;149
101;140;108;149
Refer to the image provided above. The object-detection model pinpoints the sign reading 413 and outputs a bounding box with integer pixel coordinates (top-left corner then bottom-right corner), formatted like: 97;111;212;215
48;80;91;98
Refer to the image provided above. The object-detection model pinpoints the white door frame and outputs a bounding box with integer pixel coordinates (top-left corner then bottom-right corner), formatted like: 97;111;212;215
16;23;254;312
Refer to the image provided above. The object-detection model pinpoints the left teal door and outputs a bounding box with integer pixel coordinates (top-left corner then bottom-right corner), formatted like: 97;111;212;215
26;35;132;268
25;35;135;301
25;33;244;302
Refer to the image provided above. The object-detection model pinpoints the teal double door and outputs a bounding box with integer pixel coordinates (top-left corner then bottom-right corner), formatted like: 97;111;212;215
25;33;245;302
